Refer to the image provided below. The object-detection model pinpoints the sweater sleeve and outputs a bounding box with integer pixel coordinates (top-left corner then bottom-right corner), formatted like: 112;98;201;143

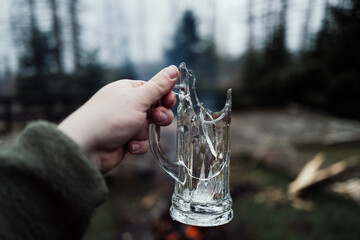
0;121;108;240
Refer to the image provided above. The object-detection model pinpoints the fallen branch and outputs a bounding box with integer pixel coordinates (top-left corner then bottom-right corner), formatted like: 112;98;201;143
288;153;359;198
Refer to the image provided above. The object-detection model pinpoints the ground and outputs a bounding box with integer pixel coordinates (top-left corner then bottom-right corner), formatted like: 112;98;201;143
1;109;359;240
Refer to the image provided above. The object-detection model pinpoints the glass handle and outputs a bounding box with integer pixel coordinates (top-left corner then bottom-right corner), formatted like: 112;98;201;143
148;108;186;184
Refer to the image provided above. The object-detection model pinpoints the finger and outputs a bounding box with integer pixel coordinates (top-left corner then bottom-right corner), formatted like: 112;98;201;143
92;149;125;173
151;106;174;126
141;65;179;105
132;120;149;141
127;140;149;155
161;91;176;109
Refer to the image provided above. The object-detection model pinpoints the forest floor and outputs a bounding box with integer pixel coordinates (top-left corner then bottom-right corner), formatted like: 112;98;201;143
1;108;360;240
83;107;360;240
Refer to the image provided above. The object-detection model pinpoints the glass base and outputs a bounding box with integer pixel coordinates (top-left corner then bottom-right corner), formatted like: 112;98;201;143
170;205;233;227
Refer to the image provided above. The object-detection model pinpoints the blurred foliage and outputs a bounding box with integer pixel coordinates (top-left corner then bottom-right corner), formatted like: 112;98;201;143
5;1;360;121
13;2;135;122
165;2;359;120
166;10;220;92
237;0;360;120
166;11;200;68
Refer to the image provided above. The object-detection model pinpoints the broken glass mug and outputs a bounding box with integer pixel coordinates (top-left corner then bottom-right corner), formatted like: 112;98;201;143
149;62;233;227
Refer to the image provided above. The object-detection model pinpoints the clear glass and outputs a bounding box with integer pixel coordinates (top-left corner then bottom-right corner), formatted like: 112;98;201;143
149;62;233;227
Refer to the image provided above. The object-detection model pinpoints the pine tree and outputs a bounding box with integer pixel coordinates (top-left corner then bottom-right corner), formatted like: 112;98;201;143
166;10;200;67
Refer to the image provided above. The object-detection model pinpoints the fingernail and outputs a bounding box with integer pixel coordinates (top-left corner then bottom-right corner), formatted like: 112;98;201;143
131;143;140;152
158;112;167;123
163;65;178;81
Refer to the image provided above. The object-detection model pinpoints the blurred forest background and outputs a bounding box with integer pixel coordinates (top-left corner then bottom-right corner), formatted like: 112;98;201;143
1;0;360;240
0;0;359;129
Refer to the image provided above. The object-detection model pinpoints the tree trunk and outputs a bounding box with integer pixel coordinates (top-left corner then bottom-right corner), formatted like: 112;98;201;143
49;0;63;74
28;0;40;76
69;0;80;71
301;0;313;50
247;0;254;49
279;0;288;32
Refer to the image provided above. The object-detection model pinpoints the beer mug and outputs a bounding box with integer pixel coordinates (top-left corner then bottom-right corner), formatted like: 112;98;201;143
149;62;233;227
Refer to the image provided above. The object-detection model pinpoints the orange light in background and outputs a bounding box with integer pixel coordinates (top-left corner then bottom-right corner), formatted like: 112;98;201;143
165;231;180;240
184;225;204;240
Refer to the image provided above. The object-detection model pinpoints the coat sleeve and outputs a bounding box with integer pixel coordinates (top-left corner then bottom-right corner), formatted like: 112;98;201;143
0;121;108;240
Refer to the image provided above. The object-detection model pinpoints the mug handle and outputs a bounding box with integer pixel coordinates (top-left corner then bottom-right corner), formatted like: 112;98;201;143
148;106;186;184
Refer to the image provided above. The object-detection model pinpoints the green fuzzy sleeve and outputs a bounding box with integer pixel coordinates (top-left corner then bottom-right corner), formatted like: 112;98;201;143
0;121;108;240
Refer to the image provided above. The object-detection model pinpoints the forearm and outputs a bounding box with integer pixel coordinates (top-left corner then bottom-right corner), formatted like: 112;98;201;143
0;121;108;240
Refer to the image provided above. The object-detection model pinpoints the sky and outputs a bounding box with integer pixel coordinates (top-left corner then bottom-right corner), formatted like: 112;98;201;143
0;0;326;72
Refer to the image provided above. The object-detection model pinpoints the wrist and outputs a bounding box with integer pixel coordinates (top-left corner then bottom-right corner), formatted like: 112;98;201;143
58;120;103;168
58;117;90;153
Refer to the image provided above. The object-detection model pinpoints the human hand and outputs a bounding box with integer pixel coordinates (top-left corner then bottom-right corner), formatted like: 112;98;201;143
58;66;179;173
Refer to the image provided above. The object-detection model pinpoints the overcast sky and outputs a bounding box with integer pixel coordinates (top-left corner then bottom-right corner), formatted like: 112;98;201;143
0;0;325;72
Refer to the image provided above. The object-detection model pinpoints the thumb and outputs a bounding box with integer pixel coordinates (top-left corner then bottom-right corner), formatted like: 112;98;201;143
142;65;179;104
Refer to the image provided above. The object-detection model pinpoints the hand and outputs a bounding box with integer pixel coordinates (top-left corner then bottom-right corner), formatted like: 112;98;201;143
58;65;179;173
